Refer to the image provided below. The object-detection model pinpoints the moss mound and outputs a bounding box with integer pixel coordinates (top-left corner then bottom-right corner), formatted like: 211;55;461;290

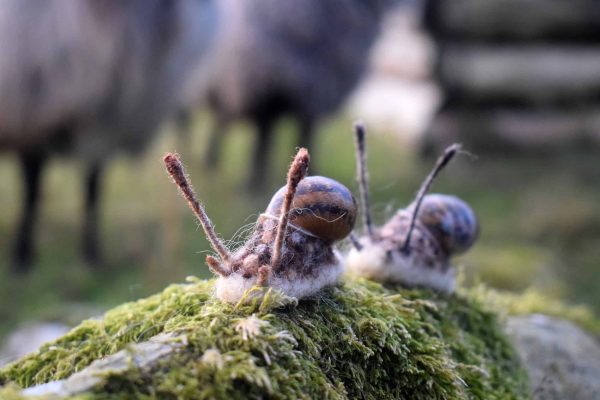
0;278;528;399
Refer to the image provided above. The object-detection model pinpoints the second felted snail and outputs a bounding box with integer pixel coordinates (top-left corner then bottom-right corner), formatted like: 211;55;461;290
346;123;479;293
164;148;357;303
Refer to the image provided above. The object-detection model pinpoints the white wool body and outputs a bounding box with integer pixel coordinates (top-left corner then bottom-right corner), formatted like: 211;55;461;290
345;243;455;294
215;250;344;303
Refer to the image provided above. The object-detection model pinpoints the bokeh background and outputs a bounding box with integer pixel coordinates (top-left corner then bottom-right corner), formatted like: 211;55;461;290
1;0;599;362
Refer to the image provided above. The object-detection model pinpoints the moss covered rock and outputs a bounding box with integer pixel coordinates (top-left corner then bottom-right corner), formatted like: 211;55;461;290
0;278;528;399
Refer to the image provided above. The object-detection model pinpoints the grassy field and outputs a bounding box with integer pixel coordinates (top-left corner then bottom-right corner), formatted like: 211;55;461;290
1;113;599;339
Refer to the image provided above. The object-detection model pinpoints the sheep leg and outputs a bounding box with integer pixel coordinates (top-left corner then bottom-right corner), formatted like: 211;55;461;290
247;116;274;191
204;113;228;169
11;152;45;273
82;162;103;267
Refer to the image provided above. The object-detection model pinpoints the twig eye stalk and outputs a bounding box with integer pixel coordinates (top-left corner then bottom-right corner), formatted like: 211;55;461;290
163;153;232;276
164;148;357;303
270;148;310;276
354;121;374;239
401;143;461;254
345;125;479;293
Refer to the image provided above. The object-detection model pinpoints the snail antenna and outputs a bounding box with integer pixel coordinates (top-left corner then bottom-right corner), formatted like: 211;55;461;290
353;121;374;239
402;143;462;253
164;152;232;275
271;148;310;274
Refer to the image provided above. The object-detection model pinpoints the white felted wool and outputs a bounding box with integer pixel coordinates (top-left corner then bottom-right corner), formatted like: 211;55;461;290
215;251;344;303
346;244;390;282
346;243;455;293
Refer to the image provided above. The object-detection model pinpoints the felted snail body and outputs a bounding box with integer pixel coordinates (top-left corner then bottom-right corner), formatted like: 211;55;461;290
164;150;357;304
346;193;478;293
345;124;478;293
217;176;356;303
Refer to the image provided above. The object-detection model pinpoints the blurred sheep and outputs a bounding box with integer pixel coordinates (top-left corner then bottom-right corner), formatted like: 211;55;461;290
178;0;400;188
0;0;217;272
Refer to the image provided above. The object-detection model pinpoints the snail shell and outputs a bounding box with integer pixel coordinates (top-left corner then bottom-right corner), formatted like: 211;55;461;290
410;194;479;255
265;176;357;243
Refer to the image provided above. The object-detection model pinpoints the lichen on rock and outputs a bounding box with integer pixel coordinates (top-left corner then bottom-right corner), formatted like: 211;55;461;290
0;278;529;399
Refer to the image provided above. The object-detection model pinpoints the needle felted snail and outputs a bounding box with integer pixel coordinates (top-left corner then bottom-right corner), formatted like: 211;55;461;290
346;123;479;293
164;148;356;303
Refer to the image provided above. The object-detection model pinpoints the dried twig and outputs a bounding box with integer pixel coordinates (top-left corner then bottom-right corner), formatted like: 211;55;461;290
353;121;374;239
271;148;310;274
164;153;232;273
402;144;461;253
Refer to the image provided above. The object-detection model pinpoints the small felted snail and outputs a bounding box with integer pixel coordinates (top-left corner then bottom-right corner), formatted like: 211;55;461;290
345;123;479;293
164;148;356;303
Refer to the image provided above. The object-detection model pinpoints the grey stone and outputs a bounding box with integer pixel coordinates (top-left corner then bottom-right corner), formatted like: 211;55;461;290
506;314;600;400
21;333;187;398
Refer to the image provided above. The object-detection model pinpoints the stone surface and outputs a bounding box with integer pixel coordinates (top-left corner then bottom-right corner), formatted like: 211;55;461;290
21;333;186;398
506;314;600;400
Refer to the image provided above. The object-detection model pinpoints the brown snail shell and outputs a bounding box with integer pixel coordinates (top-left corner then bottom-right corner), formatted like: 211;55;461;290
265;176;357;243
410;194;479;255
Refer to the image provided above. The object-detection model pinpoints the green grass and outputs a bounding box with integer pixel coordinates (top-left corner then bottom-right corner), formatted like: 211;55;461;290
0;112;599;340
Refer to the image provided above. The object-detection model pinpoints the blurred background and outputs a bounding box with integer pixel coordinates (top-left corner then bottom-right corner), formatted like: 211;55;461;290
1;0;599;363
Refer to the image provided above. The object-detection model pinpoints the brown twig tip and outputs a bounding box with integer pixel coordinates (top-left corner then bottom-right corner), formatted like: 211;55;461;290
164;152;184;182
163;152;177;164
288;148;310;188
402;143;463;253
354;120;366;145
163;152;232;269
271;148;311;275
437;143;462;171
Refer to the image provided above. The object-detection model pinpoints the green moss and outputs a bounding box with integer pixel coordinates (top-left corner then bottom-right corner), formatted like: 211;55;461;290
0;278;528;399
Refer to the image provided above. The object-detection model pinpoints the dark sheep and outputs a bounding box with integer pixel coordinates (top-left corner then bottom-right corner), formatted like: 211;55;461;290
178;0;399;188
0;0;217;271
